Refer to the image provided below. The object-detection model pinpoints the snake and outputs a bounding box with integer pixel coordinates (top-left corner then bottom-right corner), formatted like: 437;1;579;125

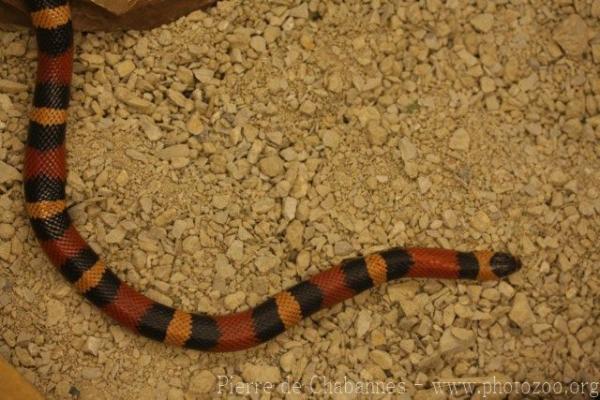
22;0;521;352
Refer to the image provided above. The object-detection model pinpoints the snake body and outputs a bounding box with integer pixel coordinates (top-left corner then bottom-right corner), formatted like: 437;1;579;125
23;0;521;352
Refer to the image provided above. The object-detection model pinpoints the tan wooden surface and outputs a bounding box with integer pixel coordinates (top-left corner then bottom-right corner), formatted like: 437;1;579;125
0;356;45;400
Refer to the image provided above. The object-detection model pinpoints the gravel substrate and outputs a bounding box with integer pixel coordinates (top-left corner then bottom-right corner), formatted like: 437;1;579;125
1;1;599;399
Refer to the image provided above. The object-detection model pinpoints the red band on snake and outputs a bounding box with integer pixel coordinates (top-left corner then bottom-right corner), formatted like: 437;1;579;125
24;0;521;352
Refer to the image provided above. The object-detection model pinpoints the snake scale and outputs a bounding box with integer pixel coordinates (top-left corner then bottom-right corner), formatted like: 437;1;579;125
23;0;521;352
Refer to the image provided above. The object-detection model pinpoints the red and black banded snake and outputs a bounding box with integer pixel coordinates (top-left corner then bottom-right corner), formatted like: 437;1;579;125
23;0;521;352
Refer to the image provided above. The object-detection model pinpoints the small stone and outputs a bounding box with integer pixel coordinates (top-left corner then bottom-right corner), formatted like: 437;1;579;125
46;299;66;326
182;236;200;254
6;41;26;56
498;281;515;298
562;118;583;137
552;14;589;57
134;38;149;57
115;60;136;78
280;350;296;372
489;323;504;339
289;3;309;19
263;26;281;43
370;350;393;369
146;289;173;307
509;293;535;329
300;33;315;50
451;327;475;341
400;298;419;317
0;224;15;240
115;88;154;113
224;291;246;310
327;73;344;93
399;138;417;161
442;210;458;228
299;100;316;115
0;94;12;111
296;250;311;271
457;49;479;67
252;197;275;214
105;53;121;66
0;79;27;93
592;41;600;64
480;76;496;93
355;310;372;338
399;339;415;353
485;95;500;110
521;236;536;256
549;169;569;185
0;243;10;261
241;363;281;383
83;337;102;356
321;129;340;149
167;388;184;400
156;145;190;160
414;390;446;400
115;170;129;186
470;210;491;232
334;241;353;256
439;329;468;353
553;315;569;335
576;326;593;342
449;128;470;151
255;199;276;215
212;194;230;210
158;30;173;46
105;227;126;244
388;281;420;302
259;155;285;177
525;123;542;136
155;209;177;226
81;53;104;65
167;89;191;109
283;197;298;220
250;35;267;53
266;131;283;146
247;141;264;164
593;0;600;18
0;161;21;184
367;122;388;145
286;220;304;250
189;370;216;394
470;13;494;33
356;106;380;125
417;176;432;194
193;67;214;83
54;381;72;398
255;255;278;273
140;118;162;141
227;240;244;261
579;201;595;217
186;113;205;135
81;367;102;380
15;347;35;367
215;254;235;279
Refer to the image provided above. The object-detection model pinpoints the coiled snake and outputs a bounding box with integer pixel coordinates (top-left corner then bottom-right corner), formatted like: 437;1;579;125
23;0;521;352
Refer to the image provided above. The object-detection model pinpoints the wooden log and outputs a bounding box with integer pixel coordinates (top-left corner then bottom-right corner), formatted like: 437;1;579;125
0;0;217;31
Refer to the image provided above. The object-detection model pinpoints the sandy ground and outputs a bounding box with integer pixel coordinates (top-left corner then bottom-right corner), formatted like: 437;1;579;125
1;1;599;399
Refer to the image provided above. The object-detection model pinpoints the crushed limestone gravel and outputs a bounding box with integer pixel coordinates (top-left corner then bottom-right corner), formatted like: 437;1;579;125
1;0;599;399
